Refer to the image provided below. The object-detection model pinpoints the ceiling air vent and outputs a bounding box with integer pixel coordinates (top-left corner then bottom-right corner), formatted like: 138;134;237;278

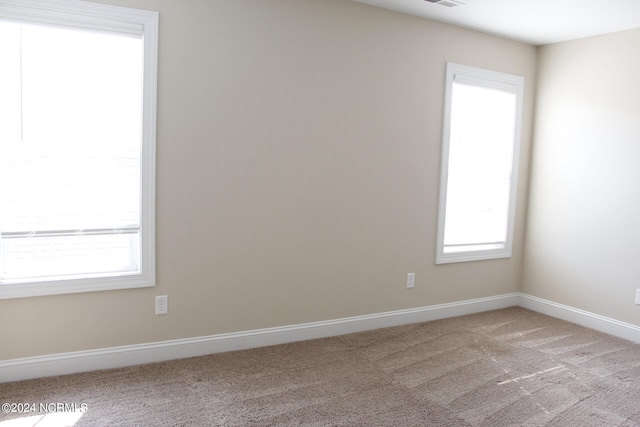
425;0;464;7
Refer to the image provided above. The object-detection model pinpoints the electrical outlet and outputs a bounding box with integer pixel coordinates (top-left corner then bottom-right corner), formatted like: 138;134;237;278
636;289;640;305
156;295;168;315
406;273;415;289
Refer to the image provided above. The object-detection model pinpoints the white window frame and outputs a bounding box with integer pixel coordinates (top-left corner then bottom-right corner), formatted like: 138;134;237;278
0;0;158;298
436;63;523;264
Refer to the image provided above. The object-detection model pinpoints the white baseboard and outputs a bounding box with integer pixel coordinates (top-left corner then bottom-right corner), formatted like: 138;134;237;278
0;293;518;384
517;293;640;344
3;293;639;384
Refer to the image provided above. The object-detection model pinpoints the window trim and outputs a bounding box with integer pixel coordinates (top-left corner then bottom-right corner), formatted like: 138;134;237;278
435;63;524;264
0;0;158;298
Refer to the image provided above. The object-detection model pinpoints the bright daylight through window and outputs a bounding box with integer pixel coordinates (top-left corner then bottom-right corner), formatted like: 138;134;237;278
436;63;523;264
0;0;158;298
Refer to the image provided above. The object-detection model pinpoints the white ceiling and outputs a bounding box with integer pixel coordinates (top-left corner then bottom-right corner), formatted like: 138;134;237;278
352;0;640;46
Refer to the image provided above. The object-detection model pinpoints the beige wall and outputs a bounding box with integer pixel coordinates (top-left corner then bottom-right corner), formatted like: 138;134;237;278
1;0;536;360
523;29;640;326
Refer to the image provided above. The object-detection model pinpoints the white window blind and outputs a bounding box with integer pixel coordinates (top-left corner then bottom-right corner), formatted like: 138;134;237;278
0;0;157;298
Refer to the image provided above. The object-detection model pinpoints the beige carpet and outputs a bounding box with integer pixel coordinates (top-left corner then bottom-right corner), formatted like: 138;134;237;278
2;307;640;426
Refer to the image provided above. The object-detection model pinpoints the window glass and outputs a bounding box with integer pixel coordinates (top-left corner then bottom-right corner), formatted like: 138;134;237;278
436;63;523;263
0;0;157;298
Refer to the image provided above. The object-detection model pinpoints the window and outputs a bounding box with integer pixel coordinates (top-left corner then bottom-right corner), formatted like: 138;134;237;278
0;0;158;298
436;63;523;264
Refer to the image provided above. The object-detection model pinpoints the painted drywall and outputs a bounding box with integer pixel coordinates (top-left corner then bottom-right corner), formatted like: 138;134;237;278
523;28;640;326
0;0;536;360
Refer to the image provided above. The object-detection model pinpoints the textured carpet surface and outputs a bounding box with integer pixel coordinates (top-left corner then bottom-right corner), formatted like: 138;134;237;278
2;307;640;426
